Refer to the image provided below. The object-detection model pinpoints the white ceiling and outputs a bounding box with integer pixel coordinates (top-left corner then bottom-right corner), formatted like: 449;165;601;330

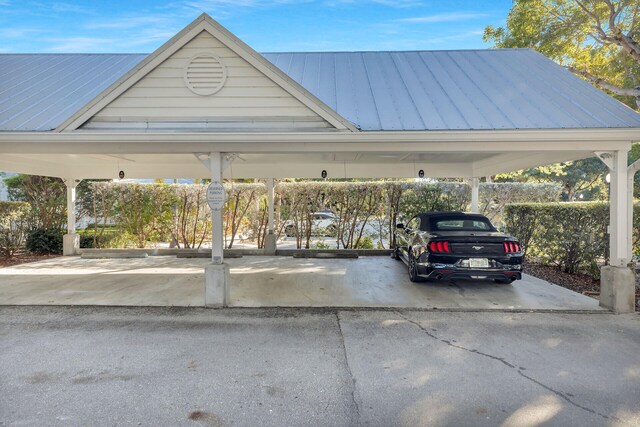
0;151;595;180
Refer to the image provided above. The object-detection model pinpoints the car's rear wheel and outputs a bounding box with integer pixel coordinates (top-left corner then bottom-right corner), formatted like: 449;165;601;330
391;247;401;260
325;224;338;237
408;251;424;282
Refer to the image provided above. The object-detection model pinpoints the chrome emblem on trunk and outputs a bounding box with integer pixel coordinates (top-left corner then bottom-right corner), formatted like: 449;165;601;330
472;246;484;251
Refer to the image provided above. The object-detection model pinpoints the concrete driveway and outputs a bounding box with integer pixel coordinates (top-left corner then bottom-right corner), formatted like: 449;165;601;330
0;307;638;426
0;256;599;310
0;256;602;311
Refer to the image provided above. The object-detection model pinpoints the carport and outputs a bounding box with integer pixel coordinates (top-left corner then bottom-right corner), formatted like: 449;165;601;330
1;14;639;312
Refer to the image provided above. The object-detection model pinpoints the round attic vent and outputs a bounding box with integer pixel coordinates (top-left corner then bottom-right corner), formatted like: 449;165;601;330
184;53;227;96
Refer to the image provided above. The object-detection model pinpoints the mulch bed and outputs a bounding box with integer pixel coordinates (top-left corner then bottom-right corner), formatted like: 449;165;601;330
0;252;60;268
524;261;640;310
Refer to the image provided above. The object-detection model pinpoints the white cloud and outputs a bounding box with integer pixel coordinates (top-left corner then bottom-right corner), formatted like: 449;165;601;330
88;16;173;30
399;12;491;23
174;0;309;17
0;27;45;38
46;37;116;52
372;29;486;50
50;2;96;14
169;0;418;18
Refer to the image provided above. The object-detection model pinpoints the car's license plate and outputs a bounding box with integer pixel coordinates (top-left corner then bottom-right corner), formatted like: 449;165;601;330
469;258;489;268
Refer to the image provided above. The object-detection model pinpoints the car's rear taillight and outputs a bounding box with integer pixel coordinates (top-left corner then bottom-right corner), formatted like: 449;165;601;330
429;241;451;253
504;241;521;254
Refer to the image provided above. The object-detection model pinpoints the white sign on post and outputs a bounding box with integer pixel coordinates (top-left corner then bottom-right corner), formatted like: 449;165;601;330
206;182;226;211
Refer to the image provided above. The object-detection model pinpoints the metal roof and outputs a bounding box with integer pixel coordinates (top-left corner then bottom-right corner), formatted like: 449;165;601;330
0;54;146;131
2;49;640;132
264;49;640;131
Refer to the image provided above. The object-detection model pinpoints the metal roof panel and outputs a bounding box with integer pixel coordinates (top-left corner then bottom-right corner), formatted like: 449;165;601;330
0;54;146;131
2;49;640;131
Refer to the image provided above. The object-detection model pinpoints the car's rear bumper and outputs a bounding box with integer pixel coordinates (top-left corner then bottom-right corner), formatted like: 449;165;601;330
421;267;522;281
401;249;523;282
416;257;522;281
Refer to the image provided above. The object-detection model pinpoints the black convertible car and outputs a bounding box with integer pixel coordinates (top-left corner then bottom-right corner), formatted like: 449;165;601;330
393;212;523;283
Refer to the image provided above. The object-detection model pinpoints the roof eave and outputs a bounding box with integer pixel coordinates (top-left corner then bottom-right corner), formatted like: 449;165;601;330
0;127;638;147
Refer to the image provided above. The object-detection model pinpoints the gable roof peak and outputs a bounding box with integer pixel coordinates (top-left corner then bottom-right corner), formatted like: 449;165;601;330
55;12;357;132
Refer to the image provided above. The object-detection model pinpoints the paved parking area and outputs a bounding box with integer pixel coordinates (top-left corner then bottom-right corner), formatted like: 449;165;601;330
0;307;638;426
0;256;603;311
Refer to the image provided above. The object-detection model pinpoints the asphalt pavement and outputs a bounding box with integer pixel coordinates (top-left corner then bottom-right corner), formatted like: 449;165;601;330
1;307;639;426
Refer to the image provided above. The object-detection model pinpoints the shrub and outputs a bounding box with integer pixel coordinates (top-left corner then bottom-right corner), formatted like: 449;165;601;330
170;184;212;249
504;202;639;278
314;240;332;250
75;180;569;252
0;201;30;257
399;182;469;222
98;183;176;248
25;228;63;255
79;234;95;249
354;236;374;249
224;183;264;249
480;183;562;226
78;226;119;248
4;175;67;230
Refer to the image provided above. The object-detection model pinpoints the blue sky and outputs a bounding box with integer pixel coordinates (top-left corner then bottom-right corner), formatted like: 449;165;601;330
0;0;512;53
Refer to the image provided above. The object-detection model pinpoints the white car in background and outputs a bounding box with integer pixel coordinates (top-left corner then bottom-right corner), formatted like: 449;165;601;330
284;211;339;237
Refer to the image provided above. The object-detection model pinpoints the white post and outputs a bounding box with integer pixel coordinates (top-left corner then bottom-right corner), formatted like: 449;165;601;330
267;178;275;233
609;151;629;267
600;149;635;313
628;160;639;261
264;178;277;255
471;177;480;214
210;152;223;265
204;152;230;307
63;179;79;256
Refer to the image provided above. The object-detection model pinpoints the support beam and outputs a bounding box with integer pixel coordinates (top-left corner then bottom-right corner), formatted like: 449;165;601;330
472;151;594;177
204;152;230;307
63;178;79;256
598;150;635;313
470;177;480;213
264;178;276;255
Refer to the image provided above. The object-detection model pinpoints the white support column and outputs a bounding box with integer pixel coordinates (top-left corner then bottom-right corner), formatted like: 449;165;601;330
264;178;277;255
63;178;79;256
267;178;275;233
210;152;223;265
598;150;635;313
204;152;230;308
628;160;640;261
470;177;480;213
609;151;629;267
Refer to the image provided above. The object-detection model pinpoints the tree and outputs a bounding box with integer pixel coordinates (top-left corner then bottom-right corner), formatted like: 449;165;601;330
484;0;640;108
631;143;640;197
496;157;609;201
4;175;67;230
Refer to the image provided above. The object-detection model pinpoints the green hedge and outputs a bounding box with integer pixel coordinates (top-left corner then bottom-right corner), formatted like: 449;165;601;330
504;202;639;278
25;228;63;255
77;227;120;249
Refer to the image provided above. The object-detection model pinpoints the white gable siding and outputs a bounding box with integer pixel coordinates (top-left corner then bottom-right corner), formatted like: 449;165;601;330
85;31;333;130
